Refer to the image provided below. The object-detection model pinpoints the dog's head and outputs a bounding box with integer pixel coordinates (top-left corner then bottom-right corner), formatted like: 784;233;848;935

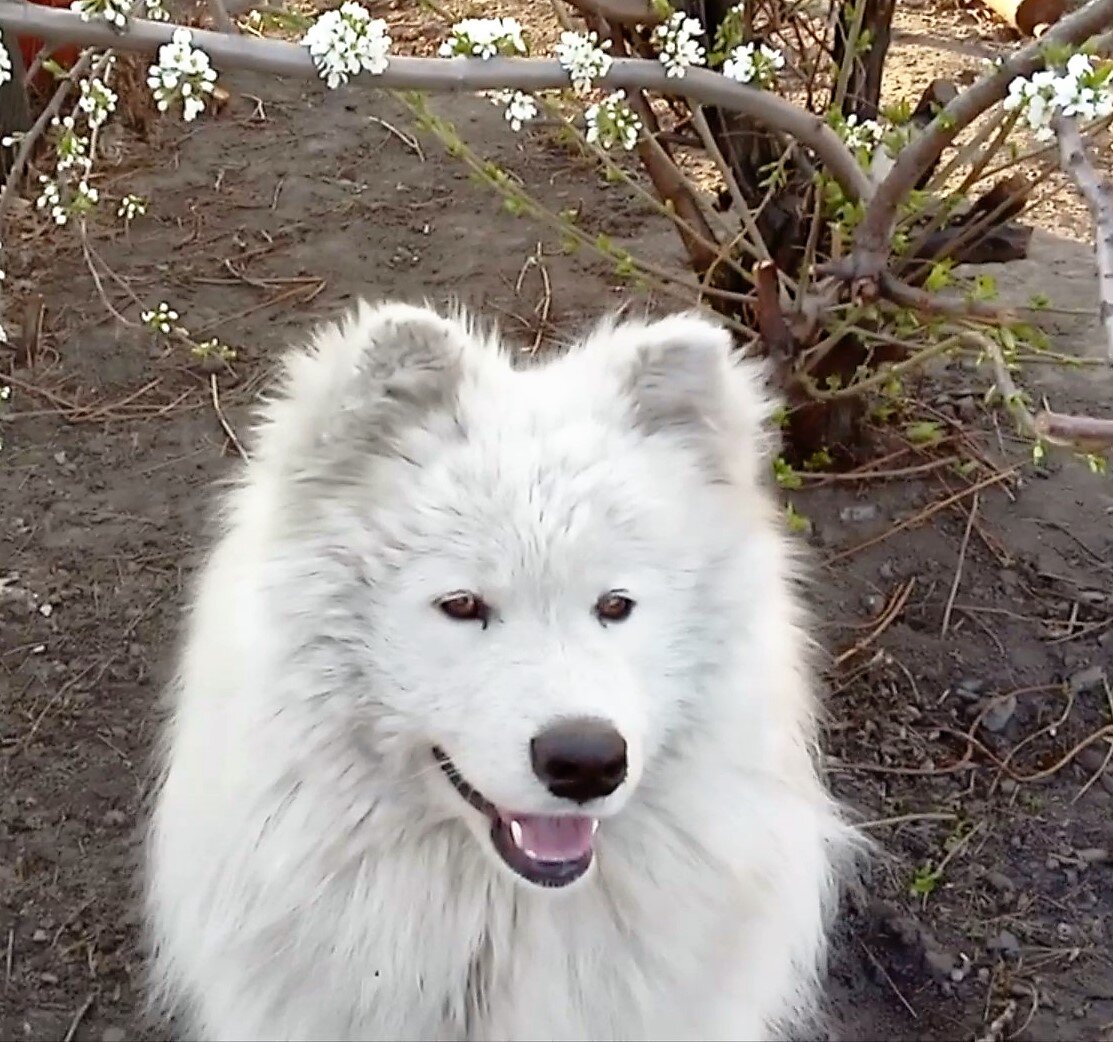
248;301;789;890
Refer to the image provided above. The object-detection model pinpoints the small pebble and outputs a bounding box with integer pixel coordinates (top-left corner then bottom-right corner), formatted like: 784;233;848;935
983;694;1017;733
103;809;126;827
1076;747;1108;773
840;503;879;524
1077;847;1110;864
923;947;956;979
102;1028;127;1042
40;972;58;984
31;929;48;943
1069;665;1107;695
988;929;1021;956
985;870;1015;894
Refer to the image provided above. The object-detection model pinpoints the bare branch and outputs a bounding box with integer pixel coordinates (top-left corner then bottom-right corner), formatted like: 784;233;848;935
964;328;1113;452
0;1;872;204
848;0;1113;279
879;274;1018;323
1034;409;1113;450
621;86;724;276
753;260;793;362
1054;113;1113;364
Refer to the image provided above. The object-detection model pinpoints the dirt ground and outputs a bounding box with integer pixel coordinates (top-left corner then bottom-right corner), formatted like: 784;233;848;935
2;2;1113;1041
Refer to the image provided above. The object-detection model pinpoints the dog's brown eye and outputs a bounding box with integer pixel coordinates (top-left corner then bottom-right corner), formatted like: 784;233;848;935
595;592;635;623
437;592;489;625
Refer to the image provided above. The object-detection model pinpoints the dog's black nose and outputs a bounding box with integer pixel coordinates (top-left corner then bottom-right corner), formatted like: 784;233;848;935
530;719;627;803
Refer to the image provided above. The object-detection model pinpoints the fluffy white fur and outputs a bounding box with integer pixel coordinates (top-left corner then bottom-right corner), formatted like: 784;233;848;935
145;300;856;1041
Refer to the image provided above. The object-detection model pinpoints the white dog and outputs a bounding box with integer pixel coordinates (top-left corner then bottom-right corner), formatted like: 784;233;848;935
145;301;855;1041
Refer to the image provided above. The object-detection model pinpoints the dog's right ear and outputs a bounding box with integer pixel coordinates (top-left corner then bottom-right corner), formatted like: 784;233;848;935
582;311;780;489
253;301;481;478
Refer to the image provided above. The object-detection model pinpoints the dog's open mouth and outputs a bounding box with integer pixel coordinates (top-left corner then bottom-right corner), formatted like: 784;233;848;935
433;747;597;888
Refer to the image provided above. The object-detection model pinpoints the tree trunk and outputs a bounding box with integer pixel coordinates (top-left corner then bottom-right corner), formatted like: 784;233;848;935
0;28;32;184
833;0;897;121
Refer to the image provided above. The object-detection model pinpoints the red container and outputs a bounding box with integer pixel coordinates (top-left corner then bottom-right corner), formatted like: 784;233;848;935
16;0;83;94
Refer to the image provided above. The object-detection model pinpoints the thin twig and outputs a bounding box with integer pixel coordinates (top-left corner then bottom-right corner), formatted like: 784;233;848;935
368;114;424;161
941;491;978;638
833;579;915;667
858;940;918;1021
210;373;247;459
62;995;95;1042
799;455;962;485
857;811;958;830
823;466;1017;568
690;106;769;261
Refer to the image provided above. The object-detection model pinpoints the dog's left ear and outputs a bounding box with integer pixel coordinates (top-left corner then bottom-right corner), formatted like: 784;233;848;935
601;312;781;484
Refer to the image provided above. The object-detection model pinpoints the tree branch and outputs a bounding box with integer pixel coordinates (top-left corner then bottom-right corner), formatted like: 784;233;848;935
1034;409;1113;450
879;273;1017;323
965;328;1113;452
848;0;1113;279
0;1;872;203
1054;113;1113;364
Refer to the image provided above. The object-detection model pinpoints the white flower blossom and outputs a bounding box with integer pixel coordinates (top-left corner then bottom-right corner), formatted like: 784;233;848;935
651;11;706;79
439;17;526;60
721;41;784;88
554;30;611;95
302;2;391;89
147;28;218;121
70;0;131;28
36;178;67;225
1004;53;1113;140
143;0;170;20
142;301;178;334
192;337;237;363
78;77;118;129
117;193;147;220
584;90;642;151
489;90;537;132
75;179;99;207
52;115;92;173
840;113;885;155
0;33;12;87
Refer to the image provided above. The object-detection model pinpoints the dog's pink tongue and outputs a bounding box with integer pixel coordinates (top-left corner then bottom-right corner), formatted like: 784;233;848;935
508;814;596;862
